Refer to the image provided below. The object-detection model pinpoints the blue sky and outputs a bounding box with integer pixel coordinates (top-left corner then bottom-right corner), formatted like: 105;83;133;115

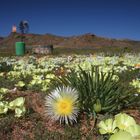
0;0;140;40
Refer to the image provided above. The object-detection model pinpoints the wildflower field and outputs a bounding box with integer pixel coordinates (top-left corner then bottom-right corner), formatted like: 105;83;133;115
0;53;140;140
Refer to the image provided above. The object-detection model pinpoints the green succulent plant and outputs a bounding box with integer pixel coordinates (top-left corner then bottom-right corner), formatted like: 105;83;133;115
14;106;26;117
0;101;8;114
126;124;140;138
9;97;26;117
9;97;25;109
15;81;25;88
109;130;134;140
0;88;9;94
130;79;140;93
0;88;9;100
98;118;118;134
115;113;136;130
51;66;138;115
99;113;140;140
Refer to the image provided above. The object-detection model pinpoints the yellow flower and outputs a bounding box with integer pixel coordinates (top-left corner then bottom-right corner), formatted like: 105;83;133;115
45;86;79;125
55;98;73;115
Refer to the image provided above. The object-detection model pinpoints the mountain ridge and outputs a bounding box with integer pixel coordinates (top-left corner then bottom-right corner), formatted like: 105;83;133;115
0;32;140;50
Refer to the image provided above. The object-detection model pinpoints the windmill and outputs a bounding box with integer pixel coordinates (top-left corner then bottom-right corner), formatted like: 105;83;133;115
19;20;29;41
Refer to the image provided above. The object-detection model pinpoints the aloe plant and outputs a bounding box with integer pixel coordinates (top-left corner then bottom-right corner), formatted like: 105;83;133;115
51;66;139;115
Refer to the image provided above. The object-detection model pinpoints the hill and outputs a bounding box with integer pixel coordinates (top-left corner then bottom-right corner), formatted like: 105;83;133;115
0;32;140;53
0;37;4;42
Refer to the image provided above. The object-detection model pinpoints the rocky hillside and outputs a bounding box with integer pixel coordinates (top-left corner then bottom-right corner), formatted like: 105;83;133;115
0;37;4;42
0;32;140;50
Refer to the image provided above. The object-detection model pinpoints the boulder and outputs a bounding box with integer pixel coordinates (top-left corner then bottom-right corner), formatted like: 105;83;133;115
32;45;53;54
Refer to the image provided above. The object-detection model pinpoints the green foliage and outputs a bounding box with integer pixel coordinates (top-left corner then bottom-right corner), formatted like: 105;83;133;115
0;97;26;117
130;79;140;93
109;131;134;140
98;118;118;134
15;81;25;88
115;113;136;130
126;124;140;138
98;113;140;140
51;66;139;115
0;54;139;139
0;101;9;114
9;97;26;117
0;88;9;100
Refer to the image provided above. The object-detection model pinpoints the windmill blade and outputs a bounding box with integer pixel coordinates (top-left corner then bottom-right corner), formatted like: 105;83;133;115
20;20;29;33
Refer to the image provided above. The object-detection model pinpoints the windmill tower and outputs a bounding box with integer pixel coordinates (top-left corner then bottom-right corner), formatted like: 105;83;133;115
12;25;17;33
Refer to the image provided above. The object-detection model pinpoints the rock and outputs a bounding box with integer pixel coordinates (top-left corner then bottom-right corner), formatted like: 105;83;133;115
32;45;53;54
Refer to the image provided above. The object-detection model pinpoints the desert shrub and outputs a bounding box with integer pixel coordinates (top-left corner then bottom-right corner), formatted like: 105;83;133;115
0;61;13;72
51;66;140;116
